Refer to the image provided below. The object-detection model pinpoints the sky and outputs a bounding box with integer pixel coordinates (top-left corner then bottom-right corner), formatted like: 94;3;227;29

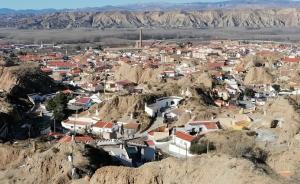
0;0;222;10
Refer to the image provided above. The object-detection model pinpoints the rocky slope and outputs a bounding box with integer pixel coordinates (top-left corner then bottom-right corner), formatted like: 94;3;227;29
0;64;58;97
2;8;300;29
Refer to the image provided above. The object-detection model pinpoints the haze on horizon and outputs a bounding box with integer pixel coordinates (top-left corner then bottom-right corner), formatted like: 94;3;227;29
1;0;224;10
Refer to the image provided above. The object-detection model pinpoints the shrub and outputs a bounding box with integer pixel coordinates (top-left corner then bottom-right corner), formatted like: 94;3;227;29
190;141;215;155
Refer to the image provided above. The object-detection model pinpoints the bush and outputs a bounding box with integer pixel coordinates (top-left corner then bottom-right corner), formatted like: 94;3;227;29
190;141;215;155
244;88;255;98
272;84;281;92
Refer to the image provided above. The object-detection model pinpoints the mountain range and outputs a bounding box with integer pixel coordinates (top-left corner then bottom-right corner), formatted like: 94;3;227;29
1;1;300;29
1;0;300;14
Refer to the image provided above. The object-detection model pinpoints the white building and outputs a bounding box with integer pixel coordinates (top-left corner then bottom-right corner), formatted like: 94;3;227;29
185;121;221;134
61;114;100;134
169;131;199;157
145;96;184;117
91;121;119;134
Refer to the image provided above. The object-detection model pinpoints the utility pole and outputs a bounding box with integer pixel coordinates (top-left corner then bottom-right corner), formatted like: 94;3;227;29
71;109;78;179
207;141;209;154
53;118;56;133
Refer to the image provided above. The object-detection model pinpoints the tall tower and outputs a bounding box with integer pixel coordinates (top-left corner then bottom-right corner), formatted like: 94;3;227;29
139;29;143;48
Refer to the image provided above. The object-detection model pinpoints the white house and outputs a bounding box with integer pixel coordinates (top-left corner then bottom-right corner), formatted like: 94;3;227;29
185;121;221;134
169;131;200;157
145;96;184;117
62;119;91;134
61;114;100;134
104;81;116;92
159;70;177;79
90;93;102;104
91;121;119;134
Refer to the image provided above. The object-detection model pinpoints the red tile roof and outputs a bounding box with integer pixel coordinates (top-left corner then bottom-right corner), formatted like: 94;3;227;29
41;67;53;73
58;135;93;143
18;55;41;62
93;121;114;129
282;57;300;63
48;132;64;137
75;97;91;104
175;131;196;142
188;121;220;130
208;62;225;69
123;123;140;130
48;61;76;68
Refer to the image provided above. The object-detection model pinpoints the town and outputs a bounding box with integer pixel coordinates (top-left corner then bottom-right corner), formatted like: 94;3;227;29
1;30;300;176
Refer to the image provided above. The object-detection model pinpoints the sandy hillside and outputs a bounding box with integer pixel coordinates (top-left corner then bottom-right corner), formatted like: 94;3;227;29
178;71;213;89
244;67;274;85
88;154;282;184
0;142;113;184
114;63;163;84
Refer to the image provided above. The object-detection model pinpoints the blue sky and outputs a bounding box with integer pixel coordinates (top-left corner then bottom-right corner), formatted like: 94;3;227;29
1;0;222;10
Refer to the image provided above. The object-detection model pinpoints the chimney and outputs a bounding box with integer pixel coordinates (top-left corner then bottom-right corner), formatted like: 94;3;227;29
139;29;143;48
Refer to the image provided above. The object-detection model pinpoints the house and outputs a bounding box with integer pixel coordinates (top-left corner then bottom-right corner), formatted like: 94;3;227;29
169;131;201;157
103;147;132;167
47;61;76;72
214;99;229;107
281;57;300;66
104;81;116;92
61;119;91;134
74;97;93;109
145;96;183;117
141;145;156;162
81;82;103;92
115;80;137;92
185;121;222;134
90;93;102;104
61;113;100;133
159;70;177;79
91;121;119;139
164;108;188;123
122;122;141;138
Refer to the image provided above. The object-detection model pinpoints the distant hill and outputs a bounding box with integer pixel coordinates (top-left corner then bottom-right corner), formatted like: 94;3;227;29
2;0;300;14
2;1;300;29
2;8;300;29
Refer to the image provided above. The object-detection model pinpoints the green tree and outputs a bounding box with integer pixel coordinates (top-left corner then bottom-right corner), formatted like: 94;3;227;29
272;84;281;92
244;88;255;98
46;93;72;121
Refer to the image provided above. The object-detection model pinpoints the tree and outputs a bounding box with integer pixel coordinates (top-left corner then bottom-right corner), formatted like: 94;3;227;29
244;88;255;98
272;84;281;92
46;93;72;121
